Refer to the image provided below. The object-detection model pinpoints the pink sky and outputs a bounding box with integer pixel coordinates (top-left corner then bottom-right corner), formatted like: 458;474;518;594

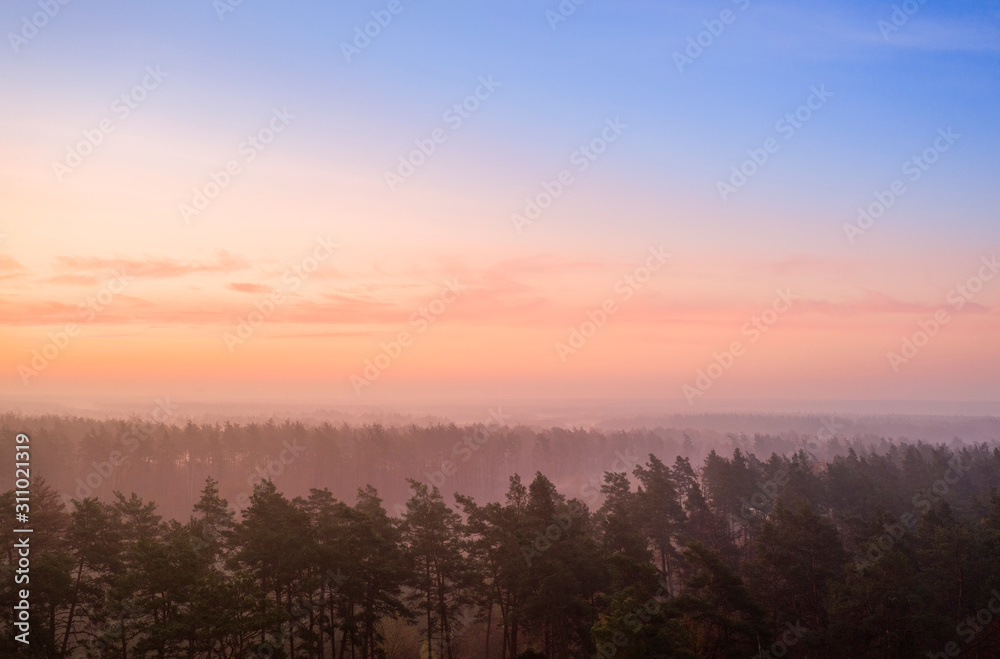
2;1;998;410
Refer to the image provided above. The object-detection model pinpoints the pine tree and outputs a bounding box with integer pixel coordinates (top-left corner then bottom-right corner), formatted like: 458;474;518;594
61;497;124;657
228;480;311;657
0;479;73;657
672;542;766;658
747;496;846;654
351;484;411;658
402;480;473;659
633;454;686;590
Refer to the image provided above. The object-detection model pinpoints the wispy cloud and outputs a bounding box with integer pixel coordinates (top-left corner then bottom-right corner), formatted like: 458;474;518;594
227;282;274;294
50;251;249;281
732;3;1000;56
866;21;1000;52
0;255;27;280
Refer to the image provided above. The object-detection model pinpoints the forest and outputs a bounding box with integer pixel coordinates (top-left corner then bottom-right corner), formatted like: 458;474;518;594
3;415;1000;657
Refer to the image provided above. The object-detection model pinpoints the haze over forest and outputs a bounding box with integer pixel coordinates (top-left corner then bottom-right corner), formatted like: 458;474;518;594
3;405;1000;657
3;0;999;656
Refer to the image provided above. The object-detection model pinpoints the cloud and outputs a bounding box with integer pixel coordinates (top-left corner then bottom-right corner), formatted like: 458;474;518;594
0;298;81;324
800;290;992;317
758;255;853;278
727;3;1000;57
227;282;273;294
51;250;249;281
3;285;993;333
44;274;102;286
873;17;1000;52
0;294;157;325
9;246;995;332
0;255;27;280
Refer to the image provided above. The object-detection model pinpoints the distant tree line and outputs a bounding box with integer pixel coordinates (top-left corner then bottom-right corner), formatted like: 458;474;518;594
0;412;909;521
3;425;1000;657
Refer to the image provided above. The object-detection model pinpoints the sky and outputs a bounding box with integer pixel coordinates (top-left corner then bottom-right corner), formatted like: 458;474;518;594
1;0;999;409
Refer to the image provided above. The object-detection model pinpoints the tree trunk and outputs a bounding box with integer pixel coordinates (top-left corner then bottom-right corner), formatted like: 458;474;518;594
437;568;452;659
426;563;434;657
485;598;493;659
317;584;325;659
60;559;86;656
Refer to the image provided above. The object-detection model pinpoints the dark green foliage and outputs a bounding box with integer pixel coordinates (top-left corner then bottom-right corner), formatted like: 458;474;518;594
3;421;1000;658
